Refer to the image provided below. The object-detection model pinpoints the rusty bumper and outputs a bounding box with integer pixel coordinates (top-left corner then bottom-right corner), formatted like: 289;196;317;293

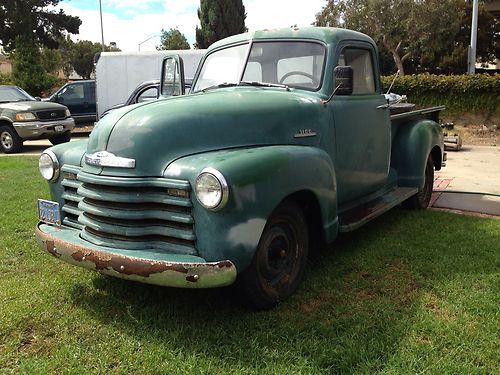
35;223;237;288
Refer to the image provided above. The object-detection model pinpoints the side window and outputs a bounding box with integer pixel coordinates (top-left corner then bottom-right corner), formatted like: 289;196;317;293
136;87;158;103
338;48;375;94
59;83;85;101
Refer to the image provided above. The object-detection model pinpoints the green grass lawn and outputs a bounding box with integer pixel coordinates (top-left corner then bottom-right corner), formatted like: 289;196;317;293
1;157;499;374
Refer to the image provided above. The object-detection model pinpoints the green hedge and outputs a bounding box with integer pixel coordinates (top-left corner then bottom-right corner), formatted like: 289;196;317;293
0;72;13;85
381;74;500;116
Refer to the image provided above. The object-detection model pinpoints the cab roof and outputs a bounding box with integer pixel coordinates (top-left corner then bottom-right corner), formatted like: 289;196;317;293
208;27;375;51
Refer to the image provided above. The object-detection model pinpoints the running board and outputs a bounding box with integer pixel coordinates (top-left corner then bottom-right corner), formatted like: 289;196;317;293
339;187;418;232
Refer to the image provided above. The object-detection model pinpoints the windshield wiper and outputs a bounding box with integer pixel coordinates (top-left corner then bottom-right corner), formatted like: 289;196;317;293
201;82;239;92
239;81;290;91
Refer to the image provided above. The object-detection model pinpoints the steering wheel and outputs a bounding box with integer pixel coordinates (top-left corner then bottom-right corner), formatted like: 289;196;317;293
279;71;319;86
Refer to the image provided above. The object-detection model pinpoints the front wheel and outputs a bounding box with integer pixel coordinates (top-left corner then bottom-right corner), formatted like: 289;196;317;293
403;154;434;209
0;125;23;154
239;201;309;310
49;131;71;145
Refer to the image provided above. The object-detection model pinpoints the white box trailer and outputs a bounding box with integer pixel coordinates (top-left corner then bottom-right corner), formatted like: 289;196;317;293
95;50;205;119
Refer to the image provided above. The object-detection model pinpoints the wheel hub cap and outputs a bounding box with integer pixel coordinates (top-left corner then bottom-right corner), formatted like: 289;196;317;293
1;131;13;149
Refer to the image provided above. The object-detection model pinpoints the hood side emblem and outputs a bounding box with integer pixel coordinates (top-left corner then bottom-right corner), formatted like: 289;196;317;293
84;151;136;169
294;129;317;138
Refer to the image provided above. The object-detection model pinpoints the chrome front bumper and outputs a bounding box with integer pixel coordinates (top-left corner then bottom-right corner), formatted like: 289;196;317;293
35;223;237;288
14;118;75;139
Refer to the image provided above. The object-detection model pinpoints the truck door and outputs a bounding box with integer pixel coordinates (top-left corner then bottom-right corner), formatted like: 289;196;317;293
330;44;391;205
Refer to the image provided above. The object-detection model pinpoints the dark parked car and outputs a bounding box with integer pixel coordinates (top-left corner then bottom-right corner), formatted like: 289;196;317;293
100;79;192;118
0;85;74;153
45;80;96;125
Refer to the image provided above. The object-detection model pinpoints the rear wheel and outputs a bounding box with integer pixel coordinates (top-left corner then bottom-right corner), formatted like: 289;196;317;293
0;125;23;154
49;131;71;145
403;154;434;209
239;201;309;310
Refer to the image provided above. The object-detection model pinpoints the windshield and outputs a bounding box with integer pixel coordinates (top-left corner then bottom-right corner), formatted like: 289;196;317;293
0;86;35;102
192;41;326;92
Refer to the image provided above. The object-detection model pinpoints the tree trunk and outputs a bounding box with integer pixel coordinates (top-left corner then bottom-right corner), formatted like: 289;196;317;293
392;50;405;76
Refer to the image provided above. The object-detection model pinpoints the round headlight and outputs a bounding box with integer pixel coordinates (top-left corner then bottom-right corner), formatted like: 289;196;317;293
39;150;60;182
195;168;228;210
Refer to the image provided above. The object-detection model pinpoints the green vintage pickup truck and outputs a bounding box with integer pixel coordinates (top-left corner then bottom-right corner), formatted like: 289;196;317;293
35;27;444;309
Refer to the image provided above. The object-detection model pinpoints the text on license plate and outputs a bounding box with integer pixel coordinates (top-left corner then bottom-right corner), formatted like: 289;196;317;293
54;125;64;132
38;199;61;226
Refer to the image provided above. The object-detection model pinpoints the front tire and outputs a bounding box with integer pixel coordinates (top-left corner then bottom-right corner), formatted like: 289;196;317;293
403;154;434;209
239;201;309;310
0;125;23;154
49;131;71;145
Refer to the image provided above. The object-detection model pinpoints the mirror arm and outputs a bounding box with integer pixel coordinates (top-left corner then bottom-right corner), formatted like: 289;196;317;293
320;84;342;106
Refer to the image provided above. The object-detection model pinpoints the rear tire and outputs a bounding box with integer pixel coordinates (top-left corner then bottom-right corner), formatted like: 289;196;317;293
49;131;71;145
403;154;434;209
239;200;309;310
0;125;23;154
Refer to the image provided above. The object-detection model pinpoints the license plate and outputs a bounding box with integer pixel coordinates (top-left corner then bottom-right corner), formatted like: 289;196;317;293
38;199;61;226
54;125;64;132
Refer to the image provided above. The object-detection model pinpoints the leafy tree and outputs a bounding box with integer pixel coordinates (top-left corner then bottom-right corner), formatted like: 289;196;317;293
70;40;102;79
0;0;81;52
195;0;247;48
41;47;62;74
69;40;121;79
11;35;59;96
157;28;190;50
315;0;499;75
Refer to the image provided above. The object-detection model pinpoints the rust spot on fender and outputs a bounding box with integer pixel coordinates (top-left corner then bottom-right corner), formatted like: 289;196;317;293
71;250;189;277
45;240;61;258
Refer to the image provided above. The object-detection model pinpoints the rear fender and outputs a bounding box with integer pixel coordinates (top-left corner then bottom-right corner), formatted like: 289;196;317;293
164;145;338;271
391;119;443;189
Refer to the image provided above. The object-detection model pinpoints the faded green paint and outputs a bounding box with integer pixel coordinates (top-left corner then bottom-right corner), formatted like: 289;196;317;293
36;27;443;287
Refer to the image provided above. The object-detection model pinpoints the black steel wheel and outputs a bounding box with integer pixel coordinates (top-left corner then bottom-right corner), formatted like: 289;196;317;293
403;154;434;209
49;131;71;145
0;125;22;154
240;201;309;310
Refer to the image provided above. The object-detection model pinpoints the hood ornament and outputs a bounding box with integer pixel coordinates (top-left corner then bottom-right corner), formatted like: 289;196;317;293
84;151;136;168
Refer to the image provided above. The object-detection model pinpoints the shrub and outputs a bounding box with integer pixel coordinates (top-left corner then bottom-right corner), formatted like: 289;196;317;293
381;74;500;117
0;72;13;85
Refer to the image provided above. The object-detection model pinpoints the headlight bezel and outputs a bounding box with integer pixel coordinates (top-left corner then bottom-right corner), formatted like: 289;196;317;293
39;150;60;182
15;112;37;121
195;167;229;211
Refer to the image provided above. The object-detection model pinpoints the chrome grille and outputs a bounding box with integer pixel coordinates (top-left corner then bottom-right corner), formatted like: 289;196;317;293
61;165;84;229
60;165;196;255
37;109;66;121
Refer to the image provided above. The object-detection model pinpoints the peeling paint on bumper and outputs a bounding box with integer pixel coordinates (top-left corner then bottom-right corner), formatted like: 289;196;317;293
35;223;237;288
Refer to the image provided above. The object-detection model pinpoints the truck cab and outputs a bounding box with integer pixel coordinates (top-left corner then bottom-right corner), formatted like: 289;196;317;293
35;27;444;309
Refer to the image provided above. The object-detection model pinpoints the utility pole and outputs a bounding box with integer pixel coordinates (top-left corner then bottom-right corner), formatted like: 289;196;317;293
467;0;479;74
99;0;105;52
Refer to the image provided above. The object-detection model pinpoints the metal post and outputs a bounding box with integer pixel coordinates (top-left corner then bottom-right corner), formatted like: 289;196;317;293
99;0;105;52
468;0;479;74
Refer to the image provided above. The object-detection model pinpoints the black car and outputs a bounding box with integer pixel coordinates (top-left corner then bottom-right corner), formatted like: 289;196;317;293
100;79;192;118
45;80;96;125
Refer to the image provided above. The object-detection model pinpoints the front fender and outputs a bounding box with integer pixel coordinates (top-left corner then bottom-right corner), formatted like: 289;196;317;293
164;145;338;272
391;119;443;189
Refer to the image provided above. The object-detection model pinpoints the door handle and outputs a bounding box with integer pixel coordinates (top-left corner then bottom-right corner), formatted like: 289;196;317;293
376;104;389;109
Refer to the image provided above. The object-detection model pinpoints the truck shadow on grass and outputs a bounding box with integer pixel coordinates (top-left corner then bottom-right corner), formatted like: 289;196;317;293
68;208;498;373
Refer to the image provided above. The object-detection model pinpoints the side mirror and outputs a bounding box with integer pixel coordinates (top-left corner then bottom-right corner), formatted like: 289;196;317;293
161;56;185;97
35;96;41;101
333;66;353;95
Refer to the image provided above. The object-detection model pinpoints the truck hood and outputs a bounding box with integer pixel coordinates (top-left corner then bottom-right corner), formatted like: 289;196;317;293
85;88;326;177
1;100;67;112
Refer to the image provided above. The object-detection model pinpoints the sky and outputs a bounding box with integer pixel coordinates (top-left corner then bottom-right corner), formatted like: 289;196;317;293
55;0;326;51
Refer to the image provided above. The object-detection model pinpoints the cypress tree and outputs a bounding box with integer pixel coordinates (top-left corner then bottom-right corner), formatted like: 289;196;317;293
195;0;247;49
